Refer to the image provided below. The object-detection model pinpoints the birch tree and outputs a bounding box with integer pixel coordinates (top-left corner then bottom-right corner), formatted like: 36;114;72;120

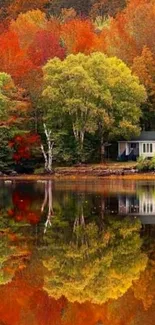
41;123;54;173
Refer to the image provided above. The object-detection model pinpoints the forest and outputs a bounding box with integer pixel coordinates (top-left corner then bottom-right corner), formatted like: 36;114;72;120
0;0;154;173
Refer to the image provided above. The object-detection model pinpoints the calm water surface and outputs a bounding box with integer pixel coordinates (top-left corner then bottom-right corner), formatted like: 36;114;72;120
0;178;155;324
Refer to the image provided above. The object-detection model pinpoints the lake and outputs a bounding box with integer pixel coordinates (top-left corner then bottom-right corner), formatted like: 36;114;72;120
0;178;155;324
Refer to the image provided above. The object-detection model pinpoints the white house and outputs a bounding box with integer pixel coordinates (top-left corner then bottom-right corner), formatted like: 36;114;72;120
118;194;155;224
118;131;155;161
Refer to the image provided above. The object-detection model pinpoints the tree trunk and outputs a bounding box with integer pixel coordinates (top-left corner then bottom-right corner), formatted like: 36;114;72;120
41;181;48;212
73;124;85;162
101;135;105;163
41;144;48;171
42;180;54;234
41;123;54;173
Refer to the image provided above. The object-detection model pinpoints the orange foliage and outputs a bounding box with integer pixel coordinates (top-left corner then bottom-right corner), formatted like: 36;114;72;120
100;0;155;64
61;18;100;54
62;302;109;325
132;46;155;128
99;14;137;64
0;260;66;325
132;46;155;91
0;31;33;81
47;17;62;39
10;9;48;49
132;266;155;311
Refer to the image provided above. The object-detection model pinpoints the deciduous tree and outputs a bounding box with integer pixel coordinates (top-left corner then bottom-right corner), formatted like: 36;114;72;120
28;30;66;67
0;31;33;82
132;47;155;130
10;9;48;49
42;52;146;161
8;0;48;18
61;18;99;54
91;0;127;19
46;0;92;16
100;0;155;64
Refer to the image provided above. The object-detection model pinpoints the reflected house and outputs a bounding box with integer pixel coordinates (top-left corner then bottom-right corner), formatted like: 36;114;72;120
118;191;155;224
118;131;155;161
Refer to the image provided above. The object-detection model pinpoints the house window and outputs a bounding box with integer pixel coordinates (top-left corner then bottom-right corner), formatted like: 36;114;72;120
147;143;149;152
150;143;153;152
150;204;153;213
143;143;153;153
143;203;146;213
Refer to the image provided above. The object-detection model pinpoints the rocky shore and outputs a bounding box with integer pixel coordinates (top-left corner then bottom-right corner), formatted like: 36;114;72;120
54;166;138;177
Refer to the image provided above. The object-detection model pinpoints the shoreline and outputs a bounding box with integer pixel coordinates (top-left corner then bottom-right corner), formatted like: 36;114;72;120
1;170;155;180
0;162;155;180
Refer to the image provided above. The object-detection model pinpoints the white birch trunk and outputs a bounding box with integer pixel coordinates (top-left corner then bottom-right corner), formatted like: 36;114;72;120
41;181;48;212
43;180;54;233
41;144;48;171
41;123;54;173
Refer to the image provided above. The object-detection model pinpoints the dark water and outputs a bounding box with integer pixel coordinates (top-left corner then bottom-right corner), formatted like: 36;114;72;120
0;178;155;324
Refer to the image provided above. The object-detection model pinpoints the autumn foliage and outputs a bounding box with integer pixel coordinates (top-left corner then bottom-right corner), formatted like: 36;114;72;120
8;189;41;224
0;0;153;164
100;0;155;64
61;18;100;54
28;30;66;67
0;31;33;80
9;133;40;162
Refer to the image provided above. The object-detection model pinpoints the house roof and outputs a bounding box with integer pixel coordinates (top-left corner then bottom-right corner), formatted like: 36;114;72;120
131;131;155;141
119;131;155;142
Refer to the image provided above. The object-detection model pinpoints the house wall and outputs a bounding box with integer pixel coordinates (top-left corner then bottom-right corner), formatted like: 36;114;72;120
139;142;155;157
118;141;155;159
139;193;155;215
118;142;126;156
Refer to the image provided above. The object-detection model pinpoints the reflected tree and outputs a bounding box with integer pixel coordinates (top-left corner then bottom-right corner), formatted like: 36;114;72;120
41;180;55;233
41;216;147;304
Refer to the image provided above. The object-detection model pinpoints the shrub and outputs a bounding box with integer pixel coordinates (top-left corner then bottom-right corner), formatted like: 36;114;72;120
149;155;155;171
137;156;150;171
34;167;45;175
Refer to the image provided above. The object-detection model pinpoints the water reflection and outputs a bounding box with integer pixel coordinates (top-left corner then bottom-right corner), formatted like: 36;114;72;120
0;179;155;324
42;215;147;304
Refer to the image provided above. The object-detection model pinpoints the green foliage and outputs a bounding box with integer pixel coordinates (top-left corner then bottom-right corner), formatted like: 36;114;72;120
0;73;18;170
0;128;14;171
34;167;45;174
137;155;155;172
149;155;155;171
41;52;146;162
137;156;150;171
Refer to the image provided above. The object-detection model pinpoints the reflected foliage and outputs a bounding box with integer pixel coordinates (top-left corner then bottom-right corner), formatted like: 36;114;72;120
0;179;154;324
42;215;147;304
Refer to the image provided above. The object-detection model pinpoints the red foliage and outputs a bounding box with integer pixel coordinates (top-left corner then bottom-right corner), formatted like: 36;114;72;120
9;133;40;162
0;31;34;80
28;30;66;67
8;190;40;225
